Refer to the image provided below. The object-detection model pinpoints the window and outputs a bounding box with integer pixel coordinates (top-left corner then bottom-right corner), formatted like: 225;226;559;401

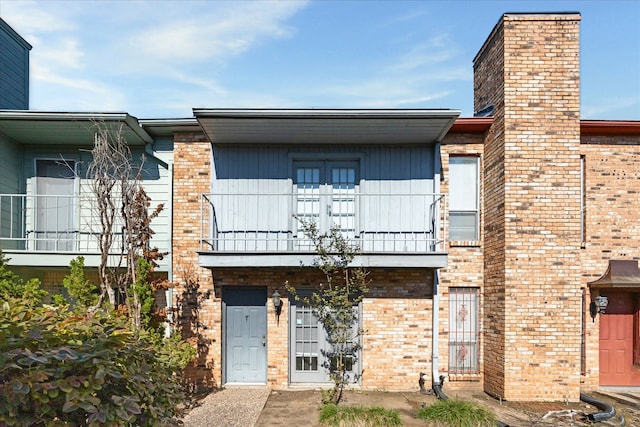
449;156;479;241
448;287;480;374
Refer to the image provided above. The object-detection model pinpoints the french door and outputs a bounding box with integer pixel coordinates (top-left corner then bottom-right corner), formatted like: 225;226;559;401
289;293;361;383
294;160;358;245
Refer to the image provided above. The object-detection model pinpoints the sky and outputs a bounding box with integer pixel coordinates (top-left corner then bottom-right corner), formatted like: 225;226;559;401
0;0;638;120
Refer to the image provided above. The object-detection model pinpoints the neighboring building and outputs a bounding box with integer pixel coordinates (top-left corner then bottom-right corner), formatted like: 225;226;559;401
2;12;640;402
0;111;175;295
0;17;31;110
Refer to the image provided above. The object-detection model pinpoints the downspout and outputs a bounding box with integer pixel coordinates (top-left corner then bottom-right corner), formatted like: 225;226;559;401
580;392;617;423
431;269;448;400
166;162;174;337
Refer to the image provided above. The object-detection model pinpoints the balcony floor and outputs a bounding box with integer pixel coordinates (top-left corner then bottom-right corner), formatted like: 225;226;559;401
198;251;447;269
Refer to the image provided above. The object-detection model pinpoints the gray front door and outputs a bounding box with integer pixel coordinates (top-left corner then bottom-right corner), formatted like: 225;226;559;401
289;294;361;384
224;287;267;383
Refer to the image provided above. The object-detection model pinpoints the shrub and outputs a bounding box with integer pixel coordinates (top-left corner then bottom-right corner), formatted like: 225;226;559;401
0;300;185;426
417;399;496;427
62;256;99;311
319;404;402;427
0;250;46;306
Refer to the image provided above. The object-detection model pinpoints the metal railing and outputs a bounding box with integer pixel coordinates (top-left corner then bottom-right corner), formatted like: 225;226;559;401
0;193;168;254
200;191;446;253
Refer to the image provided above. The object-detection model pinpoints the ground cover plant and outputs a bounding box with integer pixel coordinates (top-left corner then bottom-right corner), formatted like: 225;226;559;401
320;404;402;427
0;299;185;426
417;399;496;427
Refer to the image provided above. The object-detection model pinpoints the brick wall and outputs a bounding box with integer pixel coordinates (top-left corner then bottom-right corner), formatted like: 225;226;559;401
441;133;485;382
474;17;508;398
186;267;435;390
474;13;582;401
172;132;220;389
580;134;640;389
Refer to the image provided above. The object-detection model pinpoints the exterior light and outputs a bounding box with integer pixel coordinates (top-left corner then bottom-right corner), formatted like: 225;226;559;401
594;295;608;315
272;290;283;317
590;295;609;321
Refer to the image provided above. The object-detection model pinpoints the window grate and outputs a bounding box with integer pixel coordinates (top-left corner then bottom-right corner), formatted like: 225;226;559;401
448;287;480;374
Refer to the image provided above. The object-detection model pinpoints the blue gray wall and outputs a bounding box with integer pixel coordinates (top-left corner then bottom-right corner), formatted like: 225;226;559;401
0;18;31;110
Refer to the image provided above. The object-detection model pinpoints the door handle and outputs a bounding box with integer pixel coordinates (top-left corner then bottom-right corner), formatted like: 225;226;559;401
262;336;266;347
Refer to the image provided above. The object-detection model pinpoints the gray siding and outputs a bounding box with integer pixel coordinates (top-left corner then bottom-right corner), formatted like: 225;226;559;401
0;134;22;194
0;19;31;110
0;134;23;249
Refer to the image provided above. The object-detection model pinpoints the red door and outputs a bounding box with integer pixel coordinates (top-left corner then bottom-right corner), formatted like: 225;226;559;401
599;292;640;385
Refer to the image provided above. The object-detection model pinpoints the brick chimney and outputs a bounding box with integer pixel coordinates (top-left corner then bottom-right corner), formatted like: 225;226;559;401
474;13;582;401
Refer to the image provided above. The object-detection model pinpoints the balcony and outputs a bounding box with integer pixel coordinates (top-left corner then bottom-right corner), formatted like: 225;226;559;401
199;190;448;268
0;193;169;269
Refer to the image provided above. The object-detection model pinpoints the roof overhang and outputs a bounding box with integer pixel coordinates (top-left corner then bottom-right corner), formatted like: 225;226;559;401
193;108;460;145
139;118;201;137
580;120;640;136
0;111;152;145
449;117;494;133
588;260;640;288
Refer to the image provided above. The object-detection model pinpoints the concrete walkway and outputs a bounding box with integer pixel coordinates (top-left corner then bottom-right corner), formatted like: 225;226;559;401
182;387;270;427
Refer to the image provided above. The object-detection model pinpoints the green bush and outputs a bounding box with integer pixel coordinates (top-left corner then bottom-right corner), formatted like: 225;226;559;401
417;399;496;427
320;403;402;427
0;300;185;426
62;256;99;311
0;250;46;306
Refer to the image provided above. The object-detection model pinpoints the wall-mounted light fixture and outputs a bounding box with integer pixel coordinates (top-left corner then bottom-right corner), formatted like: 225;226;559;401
590;295;609;321
272;290;283;319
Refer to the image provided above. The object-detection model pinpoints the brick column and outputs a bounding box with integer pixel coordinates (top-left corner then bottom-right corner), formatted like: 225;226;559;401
474;13;582;401
172;132;221;389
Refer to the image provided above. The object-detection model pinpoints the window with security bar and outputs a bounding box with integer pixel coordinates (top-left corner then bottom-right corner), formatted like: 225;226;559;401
448;287;480;374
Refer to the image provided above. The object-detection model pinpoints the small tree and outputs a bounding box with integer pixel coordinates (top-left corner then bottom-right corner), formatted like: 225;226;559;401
86;122;165;330
286;219;369;405
60;256;99;311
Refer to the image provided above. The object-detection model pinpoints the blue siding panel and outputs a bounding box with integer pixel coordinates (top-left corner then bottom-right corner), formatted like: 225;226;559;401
0;19;31;110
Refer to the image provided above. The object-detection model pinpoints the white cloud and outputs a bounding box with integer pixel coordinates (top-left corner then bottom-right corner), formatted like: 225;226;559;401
0;1;74;35
33;38;85;70
127;1;308;63
582;97;640;120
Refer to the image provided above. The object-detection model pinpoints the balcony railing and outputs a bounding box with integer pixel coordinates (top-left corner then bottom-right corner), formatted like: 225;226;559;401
200;191;446;254
0;193;168;254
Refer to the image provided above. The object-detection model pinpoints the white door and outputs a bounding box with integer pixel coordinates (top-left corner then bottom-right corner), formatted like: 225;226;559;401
34;159;77;251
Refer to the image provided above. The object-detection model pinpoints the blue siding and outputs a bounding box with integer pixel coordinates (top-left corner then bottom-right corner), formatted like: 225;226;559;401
0;135;22;194
210;144;439;251
213;144;435;183
0;135;23;249
0;19;31;110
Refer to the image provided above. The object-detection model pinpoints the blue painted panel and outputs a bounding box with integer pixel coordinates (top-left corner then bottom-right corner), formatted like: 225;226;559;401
0;20;30;110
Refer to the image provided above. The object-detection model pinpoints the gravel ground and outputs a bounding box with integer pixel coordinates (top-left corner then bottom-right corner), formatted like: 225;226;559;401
182;387;270;427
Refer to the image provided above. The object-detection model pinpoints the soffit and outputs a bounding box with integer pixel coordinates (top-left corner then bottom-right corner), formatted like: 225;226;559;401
0;111;152;146
193;109;460;145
